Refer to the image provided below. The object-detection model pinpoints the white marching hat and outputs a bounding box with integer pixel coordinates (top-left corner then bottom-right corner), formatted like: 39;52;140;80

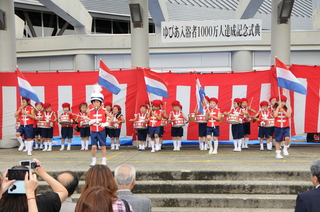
91;84;104;102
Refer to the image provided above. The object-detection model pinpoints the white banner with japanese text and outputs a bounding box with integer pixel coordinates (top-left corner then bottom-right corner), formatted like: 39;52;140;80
161;19;262;43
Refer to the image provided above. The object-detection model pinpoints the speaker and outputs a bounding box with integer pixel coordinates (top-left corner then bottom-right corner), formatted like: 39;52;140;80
0;9;6;30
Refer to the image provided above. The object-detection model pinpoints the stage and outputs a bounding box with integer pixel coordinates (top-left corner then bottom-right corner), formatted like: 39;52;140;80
49;136;311;147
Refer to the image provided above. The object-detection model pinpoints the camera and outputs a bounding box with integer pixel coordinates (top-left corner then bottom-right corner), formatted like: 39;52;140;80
8;168;29;181
20;160;38;169
7;168;29;194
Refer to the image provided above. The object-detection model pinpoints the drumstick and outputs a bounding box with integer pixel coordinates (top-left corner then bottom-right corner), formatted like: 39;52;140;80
194;104;198;113
69;112;94;122
69;113;83;118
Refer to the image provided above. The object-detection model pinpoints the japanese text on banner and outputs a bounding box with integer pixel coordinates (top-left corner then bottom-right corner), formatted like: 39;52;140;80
161;19;262;43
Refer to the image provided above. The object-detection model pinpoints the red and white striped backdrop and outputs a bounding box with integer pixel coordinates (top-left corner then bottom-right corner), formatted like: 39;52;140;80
0;66;319;141
282;65;320;135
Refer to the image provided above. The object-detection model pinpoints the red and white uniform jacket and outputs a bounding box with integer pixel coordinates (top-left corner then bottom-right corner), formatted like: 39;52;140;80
78;112;89;128
242;107;252;122
257;110;273;127
207;108;220;127
149;109;161;127
113;113;123;129
44;111;56;127
89;107;107;132
268;105;275;113
34;109;44;128
20;105;35;126
59;112;74;127
275;108;290;128
136;113;147;122
170;111;184;120
170;111;184;127
230;108;244;124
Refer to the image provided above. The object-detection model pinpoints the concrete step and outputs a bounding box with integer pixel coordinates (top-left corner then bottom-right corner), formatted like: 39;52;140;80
37;170;309;210
142;194;296;208
68;193;296;209
135;171;310;181
37;180;313;195
132;180;312;194
151;207;294;212
45;170;310;181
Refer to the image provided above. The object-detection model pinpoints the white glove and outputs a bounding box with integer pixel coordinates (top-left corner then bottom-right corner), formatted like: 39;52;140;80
101;122;108;128
89;120;96;125
114;123;119;128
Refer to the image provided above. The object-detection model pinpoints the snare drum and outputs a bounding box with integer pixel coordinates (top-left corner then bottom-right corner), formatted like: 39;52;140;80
245;116;255;122
188;113;196;122
195;115;206;123
37;121;52;128
161;119;168;127
59;115;71;125
227;115;240;124
172;118;185;128
134;121;148;129
264;119;274;127
80;118;90;127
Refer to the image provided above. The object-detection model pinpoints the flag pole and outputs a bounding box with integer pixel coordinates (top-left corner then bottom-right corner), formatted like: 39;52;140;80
275;56;284;129
147;92;152;107
194;71;198;113
277;86;284;127
275;56;281;103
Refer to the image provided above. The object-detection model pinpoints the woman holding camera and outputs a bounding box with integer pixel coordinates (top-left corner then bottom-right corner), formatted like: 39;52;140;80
0;159;67;212
0;169;38;212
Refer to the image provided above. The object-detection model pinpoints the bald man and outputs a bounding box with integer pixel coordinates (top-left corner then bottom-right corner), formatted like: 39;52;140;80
115;165;152;212
55;171;79;212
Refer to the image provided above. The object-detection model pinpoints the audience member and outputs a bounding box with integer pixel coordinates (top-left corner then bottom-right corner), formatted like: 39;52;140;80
1;169;38;212
295;159;320;212
55;171;79;212
81;165;133;212
0;169;39;212
115;164;152;212
75;186;113;212
24;170;39;212
0;159;67;212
